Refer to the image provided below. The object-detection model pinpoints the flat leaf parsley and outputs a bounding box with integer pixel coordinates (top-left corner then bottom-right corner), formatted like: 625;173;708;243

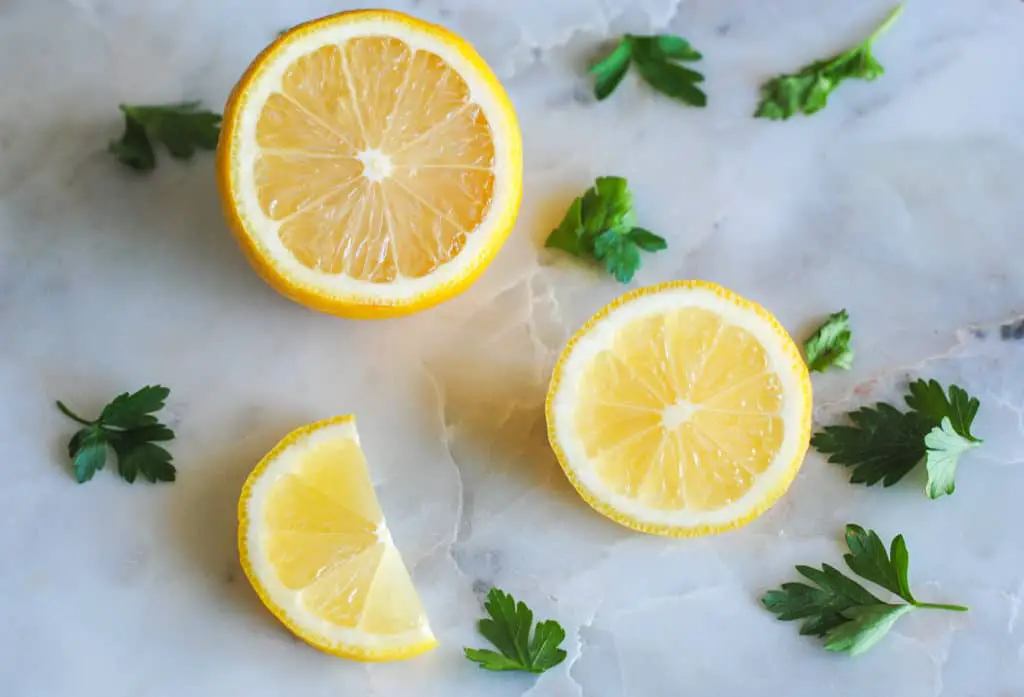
545;177;666;283
590;34;707;106
812;379;981;498
755;4;903;119
464;588;567;674
110;102;221;171
57;385;177;484
804;309;853;372
763;524;967;656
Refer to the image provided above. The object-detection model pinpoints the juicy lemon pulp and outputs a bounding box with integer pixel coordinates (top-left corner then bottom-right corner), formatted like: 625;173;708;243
576;307;784;511
547;281;812;537
218;10;522;317
239;416;435;660
254;37;495;280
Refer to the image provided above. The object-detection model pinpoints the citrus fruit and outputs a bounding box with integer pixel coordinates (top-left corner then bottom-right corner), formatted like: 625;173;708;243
546;281;813;537
217;10;522;318
238;415;436;660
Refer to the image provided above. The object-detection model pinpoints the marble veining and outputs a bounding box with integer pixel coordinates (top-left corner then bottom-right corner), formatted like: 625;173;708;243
3;0;1024;695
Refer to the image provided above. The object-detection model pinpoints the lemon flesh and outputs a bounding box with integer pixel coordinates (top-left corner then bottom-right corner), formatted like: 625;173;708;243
547;281;813;537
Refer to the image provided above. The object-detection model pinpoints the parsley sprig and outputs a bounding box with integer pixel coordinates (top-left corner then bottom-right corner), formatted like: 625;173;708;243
755;4;904;119
590;34;707;107
545;177;666;283
464;588;567;674
804;309;853;372
812;379;981;498
109;102;221;171
57;386;176;484
763;524;967;656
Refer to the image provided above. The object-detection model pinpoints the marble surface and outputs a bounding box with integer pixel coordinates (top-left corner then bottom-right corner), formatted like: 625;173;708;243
3;0;1024;694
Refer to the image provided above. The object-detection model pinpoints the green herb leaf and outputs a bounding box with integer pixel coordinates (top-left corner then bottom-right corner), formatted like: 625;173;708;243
905;380;982;441
843;524;915;603
803;309;853;372
646;35;702;62
764;523;967;656
545;177;663;283
811;403;931;486
924;418;980;499
628;228;667;252
761;563;882;637
814;379;982;495
71;426;109;483
108;116;156;170
590;38;634;100
110;102;221;171
631;36;707;107
99;385;170;429
57;386;176;484
593;228;641;282
464;588;567;674
755;4;904;119
590;34;706;106
824;604;914;656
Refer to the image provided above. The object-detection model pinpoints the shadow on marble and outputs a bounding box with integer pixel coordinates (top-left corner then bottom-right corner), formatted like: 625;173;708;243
163;414;310;639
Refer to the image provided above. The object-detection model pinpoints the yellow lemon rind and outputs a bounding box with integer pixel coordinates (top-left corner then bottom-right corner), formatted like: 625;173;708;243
216;10;523;319
545;280;813;538
237;414;438;661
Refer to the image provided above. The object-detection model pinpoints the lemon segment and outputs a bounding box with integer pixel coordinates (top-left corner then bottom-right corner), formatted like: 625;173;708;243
217;11;522;317
546;281;813;537
238;416;436;660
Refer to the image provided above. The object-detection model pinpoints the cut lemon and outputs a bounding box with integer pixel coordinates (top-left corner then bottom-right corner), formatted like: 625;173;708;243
238;416;436;660
546;281;813;537
217;10;522;318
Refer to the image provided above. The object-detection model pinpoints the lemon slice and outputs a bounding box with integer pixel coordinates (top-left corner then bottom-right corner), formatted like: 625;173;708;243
238;416;436;660
546;281;813;537
217;10;522;318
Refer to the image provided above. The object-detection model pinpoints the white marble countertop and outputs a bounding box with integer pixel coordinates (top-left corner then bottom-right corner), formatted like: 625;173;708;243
4;0;1024;695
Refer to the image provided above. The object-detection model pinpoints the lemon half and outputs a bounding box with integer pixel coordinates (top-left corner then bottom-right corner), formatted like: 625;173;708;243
546;281;813;537
217;11;522;318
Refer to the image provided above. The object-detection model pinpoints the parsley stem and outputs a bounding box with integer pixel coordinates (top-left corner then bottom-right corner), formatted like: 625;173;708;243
915;602;968;612
867;4;905;45
56;400;93;426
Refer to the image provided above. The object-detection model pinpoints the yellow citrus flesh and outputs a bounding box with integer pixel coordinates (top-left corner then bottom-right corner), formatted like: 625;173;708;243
238;416;436;660
217;11;522;317
546;281;813;537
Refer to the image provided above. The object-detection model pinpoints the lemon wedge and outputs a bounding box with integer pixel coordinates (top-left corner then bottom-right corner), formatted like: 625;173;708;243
546;281;813;537
238;416;436;660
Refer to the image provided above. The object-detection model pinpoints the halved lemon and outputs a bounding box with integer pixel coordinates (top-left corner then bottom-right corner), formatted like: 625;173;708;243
546;281;813;537
238;416;436;660
217;10;522;318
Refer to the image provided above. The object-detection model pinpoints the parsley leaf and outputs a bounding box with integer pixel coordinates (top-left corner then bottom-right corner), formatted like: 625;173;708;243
843;525;915;603
544;177;665;283
812;379;982;496
764;524;967;656
823;604;914;656
56;386;177;484
803;309;853;372
924;418;980;499
109;102;221;171
591;39;633;100
905;380;981;441
811;403;931;486
755;4;903;119
590;34;706;106
761;563;882;636
464;588;567;674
